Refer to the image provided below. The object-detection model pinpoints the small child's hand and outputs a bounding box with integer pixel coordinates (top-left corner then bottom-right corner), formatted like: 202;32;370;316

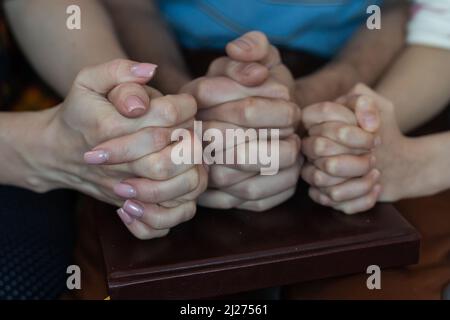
301;84;382;214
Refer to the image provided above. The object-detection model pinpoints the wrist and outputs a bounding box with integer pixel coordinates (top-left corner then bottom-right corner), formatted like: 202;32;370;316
381;136;445;201
294;62;360;107
409;135;450;198
0;107;63;192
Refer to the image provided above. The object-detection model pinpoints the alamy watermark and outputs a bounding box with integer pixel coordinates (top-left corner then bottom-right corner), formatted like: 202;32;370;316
171;121;281;176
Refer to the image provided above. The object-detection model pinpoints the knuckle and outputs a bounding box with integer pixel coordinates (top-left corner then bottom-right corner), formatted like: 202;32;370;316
97;114;122;139
195;78;213;102
210;167;230;188
77;66;92;83
152;155;172;180
161;96;180;125
208;57;227;73
186;169;201;192
182;93;197;114
243;183;261;200
313;137;326;157
266;83;290;100
329;188;341;202
183;202;197;222
241;97;258;122
324;158;337;175
146;185;161;203
313;170;323;186
150;128;170;150
149;212;164;230
107;59;127;80
338;125;350;142
318;102;334;115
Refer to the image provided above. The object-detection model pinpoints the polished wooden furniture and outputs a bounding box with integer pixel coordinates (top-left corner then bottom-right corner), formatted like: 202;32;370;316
94;187;420;299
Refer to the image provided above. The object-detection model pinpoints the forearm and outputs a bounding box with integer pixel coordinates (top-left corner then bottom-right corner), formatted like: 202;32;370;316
295;3;408;107
377;46;450;133
103;0;190;93
0;109;60;192
4;0;127;96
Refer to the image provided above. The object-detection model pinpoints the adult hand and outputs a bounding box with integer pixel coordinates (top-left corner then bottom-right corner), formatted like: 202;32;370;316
181;31;302;211
45;59;207;239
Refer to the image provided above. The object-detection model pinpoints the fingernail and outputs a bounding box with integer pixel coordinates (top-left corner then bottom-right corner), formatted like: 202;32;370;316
364;113;378;130
358;97;378;130
231;38;252;52
123;200;144;218
83;150;110;164
114;183;137;199
117;208;134;225
242;63;259;76
125;95;146;113
374;136;382;147
131;63;157;78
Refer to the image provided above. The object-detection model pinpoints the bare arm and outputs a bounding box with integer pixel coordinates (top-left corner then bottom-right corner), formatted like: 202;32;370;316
4;0;127;96
103;0;190;94
295;3;408;107
377;46;450;132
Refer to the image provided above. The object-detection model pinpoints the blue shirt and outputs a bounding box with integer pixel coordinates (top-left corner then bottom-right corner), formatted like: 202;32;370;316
157;0;383;58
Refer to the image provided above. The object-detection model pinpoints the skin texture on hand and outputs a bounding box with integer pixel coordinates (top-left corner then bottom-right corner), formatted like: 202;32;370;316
301;83;449;214
12;59;208;240
181;31;303;212
301;84;383;214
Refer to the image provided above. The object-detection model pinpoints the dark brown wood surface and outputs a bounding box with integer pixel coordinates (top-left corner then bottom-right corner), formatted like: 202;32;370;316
94;186;420;300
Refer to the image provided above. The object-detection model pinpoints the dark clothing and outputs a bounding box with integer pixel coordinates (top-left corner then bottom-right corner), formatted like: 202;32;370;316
0;186;76;300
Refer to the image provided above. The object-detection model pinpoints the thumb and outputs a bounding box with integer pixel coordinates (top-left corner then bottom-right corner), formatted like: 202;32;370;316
226;31;271;63
75;59;157;95
337;94;381;133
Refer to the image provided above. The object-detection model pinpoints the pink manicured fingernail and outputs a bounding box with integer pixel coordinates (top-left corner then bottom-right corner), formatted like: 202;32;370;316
125;95;146;113
243;63;259;75
123;200;144;218
117;208;134;225
83;150;110;164
231;38;252;52
114;183;137;199
131;63;157;78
